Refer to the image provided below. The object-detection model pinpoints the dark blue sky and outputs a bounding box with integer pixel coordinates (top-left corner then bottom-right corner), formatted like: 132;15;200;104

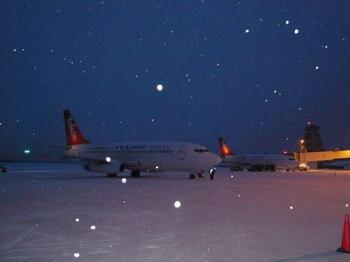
1;1;350;160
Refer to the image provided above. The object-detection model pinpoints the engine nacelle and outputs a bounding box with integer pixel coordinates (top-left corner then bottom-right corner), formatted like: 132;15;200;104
83;160;124;174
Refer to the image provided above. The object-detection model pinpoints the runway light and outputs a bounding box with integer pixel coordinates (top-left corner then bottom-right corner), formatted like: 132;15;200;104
155;165;159;170
289;206;294;210
75;218;80;222
24;149;31;154
156;84;163;91
74;253;80;258
122;200;126;204
90;225;96;230
230;175;234;179
346;203;349;207
105;156;111;163
121;178;127;184
174;201;181;208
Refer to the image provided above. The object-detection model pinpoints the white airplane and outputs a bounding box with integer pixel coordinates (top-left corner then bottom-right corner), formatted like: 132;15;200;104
218;137;300;171
63;110;221;179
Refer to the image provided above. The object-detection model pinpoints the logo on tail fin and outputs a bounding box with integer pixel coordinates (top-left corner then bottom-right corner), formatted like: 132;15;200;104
63;110;89;146
218;137;234;157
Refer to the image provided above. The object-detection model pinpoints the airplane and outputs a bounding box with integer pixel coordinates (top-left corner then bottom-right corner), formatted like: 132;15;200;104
218;137;300;171
63;110;221;179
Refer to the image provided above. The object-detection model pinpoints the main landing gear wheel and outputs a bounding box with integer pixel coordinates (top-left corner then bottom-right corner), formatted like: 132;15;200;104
131;170;141;177
107;173;117;178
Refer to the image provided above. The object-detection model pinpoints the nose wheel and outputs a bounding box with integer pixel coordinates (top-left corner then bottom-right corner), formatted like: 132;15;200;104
131;170;141;177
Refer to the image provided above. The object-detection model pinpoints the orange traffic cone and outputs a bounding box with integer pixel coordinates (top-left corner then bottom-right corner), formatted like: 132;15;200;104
337;214;350;253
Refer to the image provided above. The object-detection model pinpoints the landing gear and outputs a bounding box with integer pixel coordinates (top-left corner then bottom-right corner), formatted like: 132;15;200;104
107;173;117;178
131;170;141;177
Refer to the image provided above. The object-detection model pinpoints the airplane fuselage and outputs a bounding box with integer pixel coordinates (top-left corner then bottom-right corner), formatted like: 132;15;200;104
67;141;221;174
220;154;300;171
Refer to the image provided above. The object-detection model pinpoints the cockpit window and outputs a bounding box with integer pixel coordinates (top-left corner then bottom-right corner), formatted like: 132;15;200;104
194;148;209;153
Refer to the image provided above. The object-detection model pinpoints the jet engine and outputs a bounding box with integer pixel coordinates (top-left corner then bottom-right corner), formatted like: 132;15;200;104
83;160;124;174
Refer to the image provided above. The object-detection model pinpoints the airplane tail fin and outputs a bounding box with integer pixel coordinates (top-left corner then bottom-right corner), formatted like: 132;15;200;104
63;110;90;146
218;137;234;157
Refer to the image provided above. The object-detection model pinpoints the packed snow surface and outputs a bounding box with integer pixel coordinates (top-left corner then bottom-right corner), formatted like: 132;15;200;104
1;163;350;261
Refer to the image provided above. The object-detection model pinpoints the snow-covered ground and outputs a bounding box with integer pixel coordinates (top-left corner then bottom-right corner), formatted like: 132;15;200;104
1;163;350;262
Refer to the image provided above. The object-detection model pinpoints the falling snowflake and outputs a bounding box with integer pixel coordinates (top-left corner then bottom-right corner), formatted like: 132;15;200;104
90;225;96;230
174;201;181;208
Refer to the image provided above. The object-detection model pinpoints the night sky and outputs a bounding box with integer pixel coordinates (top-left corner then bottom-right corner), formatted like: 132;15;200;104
1;1;350;160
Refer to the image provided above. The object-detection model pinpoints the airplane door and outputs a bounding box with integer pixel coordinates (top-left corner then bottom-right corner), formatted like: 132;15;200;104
177;150;185;160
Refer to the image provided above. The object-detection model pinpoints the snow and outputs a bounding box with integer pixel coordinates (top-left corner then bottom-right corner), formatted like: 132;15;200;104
1;163;350;261
156;84;163;91
174;201;181;208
